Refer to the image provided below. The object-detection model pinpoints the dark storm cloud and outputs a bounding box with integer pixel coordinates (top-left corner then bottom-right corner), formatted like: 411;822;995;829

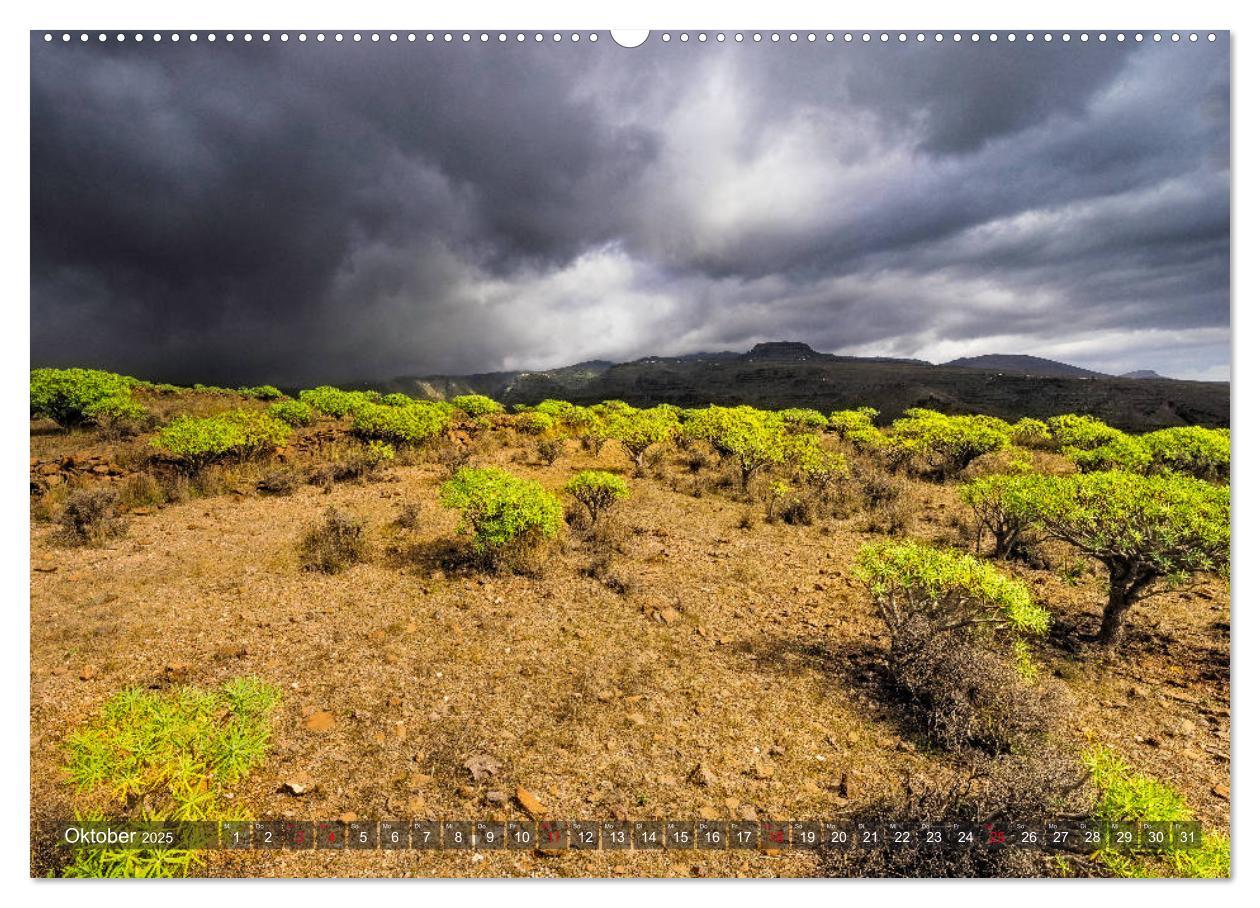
30;33;1229;384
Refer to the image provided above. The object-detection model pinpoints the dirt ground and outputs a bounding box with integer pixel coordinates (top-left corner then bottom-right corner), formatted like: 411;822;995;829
28;413;1230;878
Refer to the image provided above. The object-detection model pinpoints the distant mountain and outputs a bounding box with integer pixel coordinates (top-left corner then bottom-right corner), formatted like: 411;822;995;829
1120;369;1166;380
944;354;1107;379
363;341;1228;432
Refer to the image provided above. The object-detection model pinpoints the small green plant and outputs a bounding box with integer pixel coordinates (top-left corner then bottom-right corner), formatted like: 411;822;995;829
959;474;1039;560
268;399;315;427
299;507;368;573
380;392;414;407
517;410;556;435
1068;433;1153;474
1011;417;1052;448
1141;426;1229;482
451;393;504;417
351;401;452;446
61;677;280;877
440;467;564;568
564;470;630;524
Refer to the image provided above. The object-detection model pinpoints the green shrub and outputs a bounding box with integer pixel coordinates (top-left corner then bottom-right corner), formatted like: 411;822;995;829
606;405;679;474
1011;417;1053;448
995;471;1229;646
298;386;375;418
440;467;564;567
887;409;1012;478
238;385;284;400
85;393;149;436
1047;414;1125;451
517;411;555;435
855;540;1050;640
778;407;828;433
268;399;314;427
1141;426;1229;482
828;407;887;452
151;411;291;469
61;677;279;877
450;393;504;417
564;470;629;524
960;474;1040;560
1069;433;1153;474
381;392;414;407
682;405;785;487
30;368;138;427
351;401;451;446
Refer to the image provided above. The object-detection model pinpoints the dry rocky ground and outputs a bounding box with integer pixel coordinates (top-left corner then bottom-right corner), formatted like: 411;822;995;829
29;404;1230;878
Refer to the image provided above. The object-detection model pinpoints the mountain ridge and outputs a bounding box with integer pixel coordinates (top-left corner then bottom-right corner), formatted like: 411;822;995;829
362;342;1227;433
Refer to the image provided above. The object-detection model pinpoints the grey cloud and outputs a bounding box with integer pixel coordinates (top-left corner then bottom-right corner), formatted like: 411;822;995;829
30;33;1229;384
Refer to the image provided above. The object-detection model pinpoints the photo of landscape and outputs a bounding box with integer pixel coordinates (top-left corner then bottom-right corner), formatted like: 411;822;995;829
29;30;1229;879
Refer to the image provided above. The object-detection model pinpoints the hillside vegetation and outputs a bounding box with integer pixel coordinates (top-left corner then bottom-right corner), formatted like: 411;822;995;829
30;368;1230;878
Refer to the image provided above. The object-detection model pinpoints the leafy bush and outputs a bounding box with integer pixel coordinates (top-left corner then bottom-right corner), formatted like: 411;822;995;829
238;385;284;400
85;393;149;437
30;368;139;427
959;475;1040;560
151;411;291;469
299;507;368;573
268;399;314;427
1141;426;1229;482
517;411;555;435
450;393;504;417
58;487;128;545
351;401;451;446
683;405;785;487
1068;433;1153;474
887;409;1012;478
856;541;1056;753
440;467;564;569
994;471;1229;645
380;392;414;407
298;386;375;418
606;405;679;474
564;470;629;524
1047;413;1125;451
61;677;279;877
778;407;828;433
856;540;1050;641
1011;417;1053;448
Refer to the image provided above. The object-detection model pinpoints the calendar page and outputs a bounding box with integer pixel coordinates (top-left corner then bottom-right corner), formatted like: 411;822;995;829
27;21;1230;882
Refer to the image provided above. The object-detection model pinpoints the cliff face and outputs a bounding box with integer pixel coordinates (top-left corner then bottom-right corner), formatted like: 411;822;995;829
365;343;1229;432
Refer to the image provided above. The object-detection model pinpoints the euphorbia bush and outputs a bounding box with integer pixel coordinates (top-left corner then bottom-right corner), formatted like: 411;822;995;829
152;410;291;469
268;399;314;427
298;386;376;418
564;470;630;524
778;408;828;433
683;405;785;487
1046;414;1125;451
352;401;452;446
855;540;1050;641
30;368;138;426
887;409;1012;478
1141;426;1229;482
451;394;503;417
440;467;564;566
605;405;679;474
239;385;284;400
992;471;1229;646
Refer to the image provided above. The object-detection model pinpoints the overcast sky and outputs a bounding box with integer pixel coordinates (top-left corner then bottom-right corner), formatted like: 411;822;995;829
30;34;1229;385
